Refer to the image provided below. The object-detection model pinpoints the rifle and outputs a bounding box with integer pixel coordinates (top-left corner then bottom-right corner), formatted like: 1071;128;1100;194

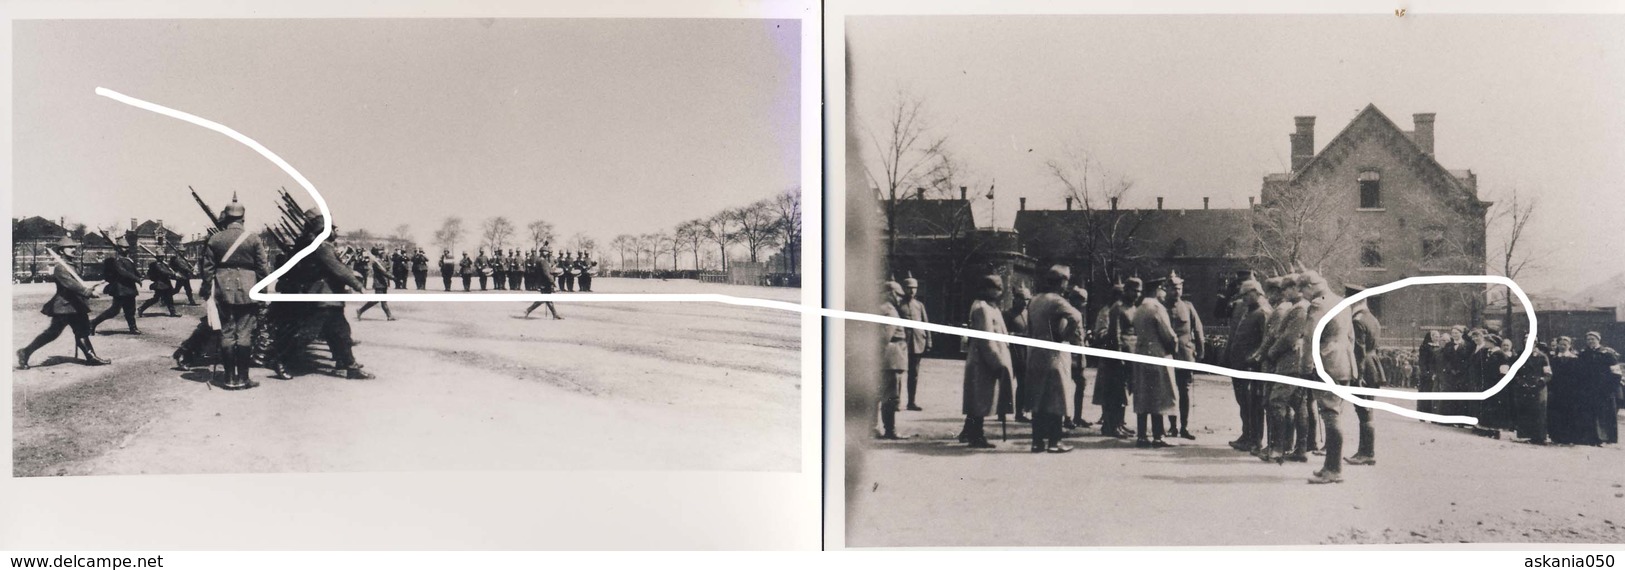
189;185;224;230
99;229;128;257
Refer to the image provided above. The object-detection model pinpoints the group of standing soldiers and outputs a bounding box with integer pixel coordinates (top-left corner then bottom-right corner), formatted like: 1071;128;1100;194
16;198;377;389
431;247;596;294
882;265;1385;484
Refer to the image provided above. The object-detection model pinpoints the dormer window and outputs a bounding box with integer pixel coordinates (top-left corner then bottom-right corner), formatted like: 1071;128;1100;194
1358;170;1382;209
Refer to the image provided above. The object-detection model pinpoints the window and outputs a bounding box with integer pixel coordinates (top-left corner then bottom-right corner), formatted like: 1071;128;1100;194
1360;239;1383;268
1358;170;1382;209
1169;237;1189;258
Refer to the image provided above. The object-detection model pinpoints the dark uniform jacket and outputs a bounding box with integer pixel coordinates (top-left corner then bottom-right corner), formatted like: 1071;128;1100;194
458;256;474;276
146;260;177;291
168;255;195;280
439;254;456;276
285;239;364;308
200;223;270;306
412;252;429;272
1223;299;1270;370
1352;308;1385;387
100;254;141;297
43;263;94;317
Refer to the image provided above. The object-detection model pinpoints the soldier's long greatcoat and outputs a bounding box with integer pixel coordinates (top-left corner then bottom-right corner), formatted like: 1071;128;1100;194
1352;308;1385;388
1025;292;1083;417
1304;294;1356;384
42;263;94;317
962;299;1013;418
1131;296;1178;415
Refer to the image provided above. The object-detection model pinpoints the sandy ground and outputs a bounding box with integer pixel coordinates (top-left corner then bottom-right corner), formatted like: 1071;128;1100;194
846;357;1625;547
13;278;801;477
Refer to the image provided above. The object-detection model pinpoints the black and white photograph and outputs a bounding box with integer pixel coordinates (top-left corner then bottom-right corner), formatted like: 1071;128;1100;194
838;12;1625;547
10;17;805;478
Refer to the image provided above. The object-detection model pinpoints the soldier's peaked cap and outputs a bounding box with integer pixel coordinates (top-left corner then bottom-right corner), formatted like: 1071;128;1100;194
1123;277;1144;291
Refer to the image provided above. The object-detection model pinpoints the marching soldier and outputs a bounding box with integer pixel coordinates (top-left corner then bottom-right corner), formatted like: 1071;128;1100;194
475;248;490;291
137;253;181;317
898;275;931;411
1026;265;1081;453
522;246;563;320
961;274;1014;449
439;249;456;291
89;232;143;335
17;237;111;368
169;251;198;305
356;249;396;321
199;197;271;390
1092;278;1138;438
268;208;374;380
1132;276;1178;448
1164;270;1203;440
459;251;474;291
1225;278;1271;453
412;248;430;290
1345;284;1383;466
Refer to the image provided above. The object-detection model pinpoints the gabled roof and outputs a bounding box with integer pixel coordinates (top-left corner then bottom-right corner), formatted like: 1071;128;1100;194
12;216;67;239
1013;207;1252;261
1285;104;1482;207
890;198;977;237
133;220;184;242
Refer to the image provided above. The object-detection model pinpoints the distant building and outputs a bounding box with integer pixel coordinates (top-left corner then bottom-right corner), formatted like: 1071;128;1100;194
12;216;73;282
333;231;416;255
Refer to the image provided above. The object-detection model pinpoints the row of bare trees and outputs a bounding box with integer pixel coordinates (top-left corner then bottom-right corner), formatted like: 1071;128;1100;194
607;187;801;273
429;216;599;260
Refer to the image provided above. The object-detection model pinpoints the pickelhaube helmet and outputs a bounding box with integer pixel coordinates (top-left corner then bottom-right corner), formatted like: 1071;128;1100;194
54;235;80;257
221;192;246;220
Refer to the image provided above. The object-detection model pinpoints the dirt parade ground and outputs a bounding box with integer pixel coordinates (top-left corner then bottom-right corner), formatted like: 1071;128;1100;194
847;357;1625;547
12;278;801;477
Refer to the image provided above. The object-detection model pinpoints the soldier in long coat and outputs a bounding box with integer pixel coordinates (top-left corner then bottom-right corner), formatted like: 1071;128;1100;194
1224;278;1270;453
89;233;143;335
17;238;111;368
961;275;1014;449
1092;279;1139;438
1132;276;1179;448
1301;271;1355;484
1346;285;1384;465
1065;285;1092;431
200;199;271;390
1026;265;1082;453
1002;286;1033;423
1164;272;1204;440
877;281;909;440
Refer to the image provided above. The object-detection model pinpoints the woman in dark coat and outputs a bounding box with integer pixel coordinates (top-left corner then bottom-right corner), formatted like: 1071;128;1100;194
1481;337;1515;429
1575;332;1620;445
1416;331;1441;415
1513;342;1552;444
1439;326;1474;417
1547;336;1581;444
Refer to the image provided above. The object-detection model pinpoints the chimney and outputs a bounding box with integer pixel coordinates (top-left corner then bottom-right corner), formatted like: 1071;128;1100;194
959;186;967;200
1019;197;1026;211
916;187;926;200
1203;197;1210;210
1413;113;1435;156
1248;196;1256;208
1291;116;1316;171
1065;197;1074;210
1110;197;1119;211
1157;197;1164;210
130;218;137;231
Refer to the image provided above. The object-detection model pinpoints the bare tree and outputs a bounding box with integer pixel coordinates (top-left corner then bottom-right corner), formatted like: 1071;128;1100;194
701;212;737;271
654;231;676;271
1044;139;1146;284
481;216;515;252
675;220;702;270
611;234;634;270
636;233;659;271
570;233;597;261
862;89;950;262
771;187;802;274
392;224;413;246
1489;188;1541;343
1249;178;1357;280
433;216;464;254
730;200;783;264
527;220;556;250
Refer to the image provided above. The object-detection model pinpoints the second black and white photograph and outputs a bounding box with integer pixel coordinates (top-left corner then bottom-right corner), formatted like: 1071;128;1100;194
838;12;1624;547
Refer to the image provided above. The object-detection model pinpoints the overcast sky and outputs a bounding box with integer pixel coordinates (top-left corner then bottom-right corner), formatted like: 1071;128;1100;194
848;14;1625;295
14;18;799;253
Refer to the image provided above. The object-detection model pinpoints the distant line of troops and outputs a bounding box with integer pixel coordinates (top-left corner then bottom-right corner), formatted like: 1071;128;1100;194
881;266;1465;484
15;200;594;387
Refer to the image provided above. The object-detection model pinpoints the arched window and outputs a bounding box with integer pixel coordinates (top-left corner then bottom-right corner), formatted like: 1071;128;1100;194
1358;170;1382;209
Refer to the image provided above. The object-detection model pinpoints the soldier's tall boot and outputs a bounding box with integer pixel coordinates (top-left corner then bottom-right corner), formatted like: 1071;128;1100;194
235;347;259;390
217;348;241;389
76;337;111;366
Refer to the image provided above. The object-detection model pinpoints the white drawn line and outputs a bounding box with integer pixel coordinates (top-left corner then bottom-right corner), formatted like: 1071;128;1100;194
97;86;1529;426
